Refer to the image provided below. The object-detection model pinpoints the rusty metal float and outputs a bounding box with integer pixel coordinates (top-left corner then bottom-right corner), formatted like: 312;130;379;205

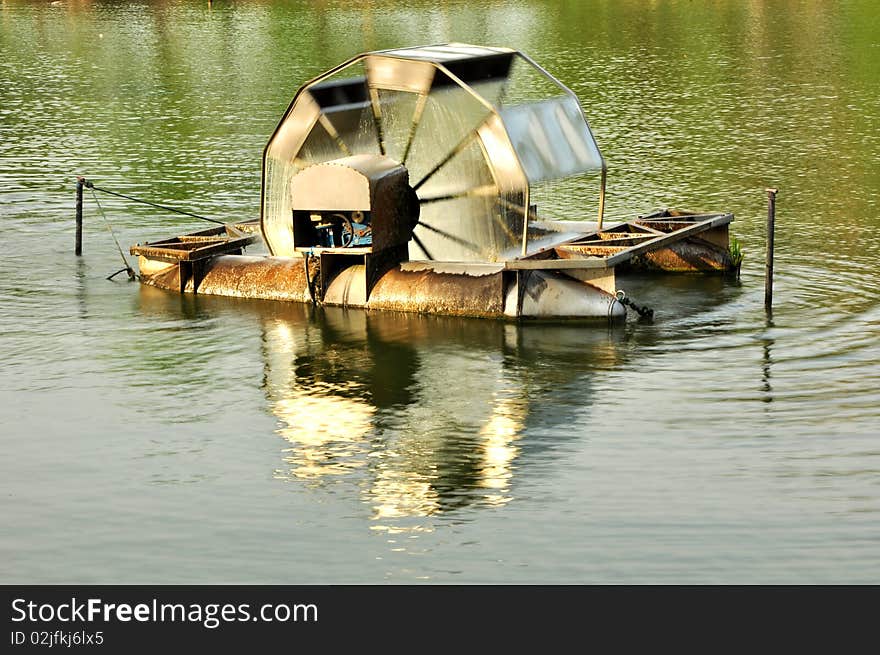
130;44;737;321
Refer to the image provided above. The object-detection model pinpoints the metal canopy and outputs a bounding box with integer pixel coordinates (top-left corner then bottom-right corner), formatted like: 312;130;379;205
261;43;606;262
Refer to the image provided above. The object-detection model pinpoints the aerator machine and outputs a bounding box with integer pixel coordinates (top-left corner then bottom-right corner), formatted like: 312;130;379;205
132;44;735;320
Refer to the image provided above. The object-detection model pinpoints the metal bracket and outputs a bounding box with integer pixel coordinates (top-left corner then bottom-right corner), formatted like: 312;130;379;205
179;259;207;294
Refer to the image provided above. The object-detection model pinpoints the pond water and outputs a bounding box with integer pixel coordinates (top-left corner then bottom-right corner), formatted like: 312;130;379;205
1;0;878;583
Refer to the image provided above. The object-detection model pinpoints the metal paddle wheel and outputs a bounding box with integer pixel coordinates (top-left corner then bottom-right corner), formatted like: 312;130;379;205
261;43;607;264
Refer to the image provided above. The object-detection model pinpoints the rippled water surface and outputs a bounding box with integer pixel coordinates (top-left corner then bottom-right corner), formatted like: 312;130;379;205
2;0;879;583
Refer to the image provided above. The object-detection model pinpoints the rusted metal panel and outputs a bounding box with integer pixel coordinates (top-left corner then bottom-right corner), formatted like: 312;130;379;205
555;213;733;268
196;256;312;301
400;261;505;276
505;255;609;269
595;233;656;244
137;251;631;320
367;266;505;317
139;255;312;302
556;244;627;257
131;228;257;263
621;239;734;273
606;214;732;266
537;212;736;273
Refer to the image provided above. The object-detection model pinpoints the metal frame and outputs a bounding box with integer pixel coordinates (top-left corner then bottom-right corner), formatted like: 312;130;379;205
510;50;607;229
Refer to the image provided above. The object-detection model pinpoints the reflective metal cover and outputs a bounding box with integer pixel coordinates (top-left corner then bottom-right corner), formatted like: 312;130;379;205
500;96;604;183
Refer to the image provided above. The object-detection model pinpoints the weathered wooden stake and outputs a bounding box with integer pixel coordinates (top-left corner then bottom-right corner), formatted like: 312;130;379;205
765;187;778;312
75;176;84;255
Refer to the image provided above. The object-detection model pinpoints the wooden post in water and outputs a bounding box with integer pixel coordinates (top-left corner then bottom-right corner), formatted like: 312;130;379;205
75;176;84;255
765;187;778;312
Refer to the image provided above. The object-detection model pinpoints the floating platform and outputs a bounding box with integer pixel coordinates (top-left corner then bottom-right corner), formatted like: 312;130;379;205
132;209;734;321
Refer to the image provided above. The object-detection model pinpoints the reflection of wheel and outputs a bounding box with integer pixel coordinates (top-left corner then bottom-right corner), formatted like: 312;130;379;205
338;215;354;248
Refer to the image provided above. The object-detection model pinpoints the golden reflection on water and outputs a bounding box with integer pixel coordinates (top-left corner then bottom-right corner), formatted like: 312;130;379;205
257;305;626;544
478;392;527;506
369;468;441;522
261;308;543;530
133;290;625;535
264;316;375;481
273;390;375;480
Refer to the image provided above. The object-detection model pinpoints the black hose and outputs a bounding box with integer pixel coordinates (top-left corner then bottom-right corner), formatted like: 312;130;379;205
616;290;654;320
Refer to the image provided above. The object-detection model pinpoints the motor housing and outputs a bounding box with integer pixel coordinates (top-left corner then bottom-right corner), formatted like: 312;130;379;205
287;154;419;254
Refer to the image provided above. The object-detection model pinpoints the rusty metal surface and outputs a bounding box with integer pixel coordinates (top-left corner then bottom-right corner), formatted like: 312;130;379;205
595;233;656;244
556;213;734;269
557;244;627;257
400;261;505;276
130;237;252;262
139;253;629;321
137;204;735;318
139;255;312;302
366;266;505;317
230;220;263;235
131;224;258;263
621;239;734;273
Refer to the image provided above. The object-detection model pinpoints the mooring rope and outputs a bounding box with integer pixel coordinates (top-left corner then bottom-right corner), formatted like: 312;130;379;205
89;187;137;281
80;178;226;226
